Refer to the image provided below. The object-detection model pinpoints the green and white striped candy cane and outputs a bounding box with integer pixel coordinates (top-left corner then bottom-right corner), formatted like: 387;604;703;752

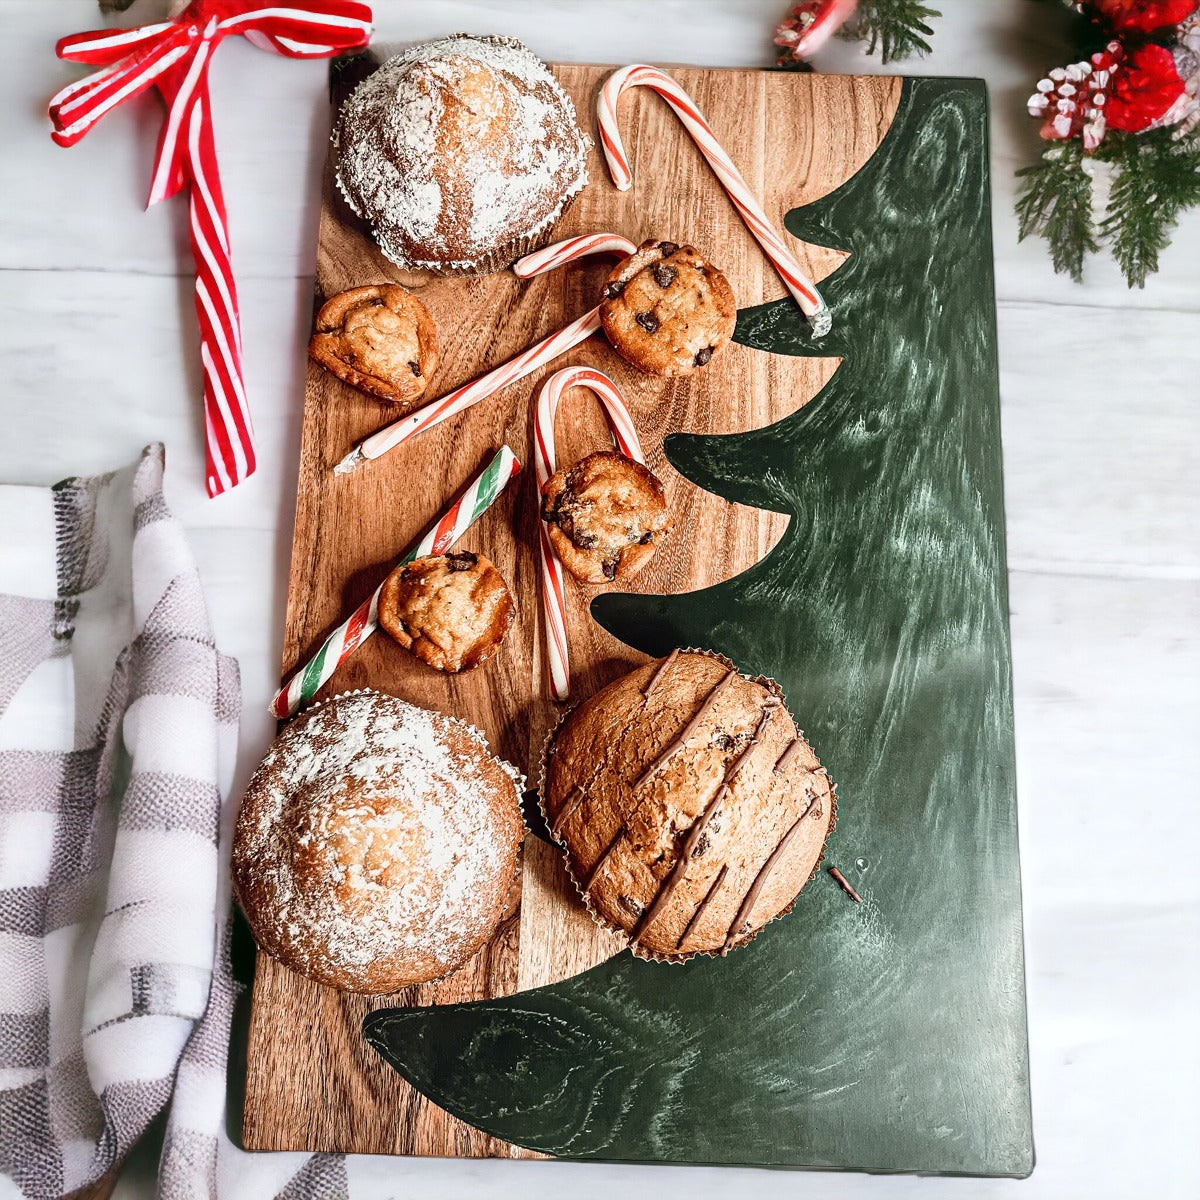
271;444;521;718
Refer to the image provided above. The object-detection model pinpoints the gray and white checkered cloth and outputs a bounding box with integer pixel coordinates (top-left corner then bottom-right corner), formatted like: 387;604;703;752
0;446;432;1199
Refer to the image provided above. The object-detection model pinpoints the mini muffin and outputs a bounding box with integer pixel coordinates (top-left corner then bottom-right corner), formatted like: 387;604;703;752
309;284;439;408
541;650;835;961
540;450;673;584
335;35;591;275
599;240;737;376
232;691;524;993
377;551;514;673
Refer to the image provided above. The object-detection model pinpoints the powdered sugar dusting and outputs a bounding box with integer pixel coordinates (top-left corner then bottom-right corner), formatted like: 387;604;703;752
234;691;524;993
335;35;590;272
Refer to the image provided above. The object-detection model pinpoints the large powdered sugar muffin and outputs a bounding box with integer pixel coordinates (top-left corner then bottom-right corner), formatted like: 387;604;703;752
335;34;591;274
540;651;836;961
232;691;524;993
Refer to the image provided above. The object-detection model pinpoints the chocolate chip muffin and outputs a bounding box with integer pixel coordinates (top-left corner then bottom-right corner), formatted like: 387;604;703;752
599;240;737;377
378;551;515;674
232;691;524;994
309;284;439;408
540;650;835;961
540;450;673;584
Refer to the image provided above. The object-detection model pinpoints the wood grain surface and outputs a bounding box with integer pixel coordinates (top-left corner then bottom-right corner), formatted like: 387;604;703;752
241;61;901;1158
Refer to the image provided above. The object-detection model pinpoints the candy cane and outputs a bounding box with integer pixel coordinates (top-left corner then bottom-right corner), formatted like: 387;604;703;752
334;234;637;476
272;445;520;718
534;366;644;702
48;2;373;497
596;65;832;337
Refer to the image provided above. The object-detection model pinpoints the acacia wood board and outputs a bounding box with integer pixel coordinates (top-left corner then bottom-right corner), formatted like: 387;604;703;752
241;59;901;1158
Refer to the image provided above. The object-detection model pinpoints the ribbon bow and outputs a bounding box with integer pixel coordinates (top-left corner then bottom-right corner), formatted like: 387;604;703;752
48;1;374;497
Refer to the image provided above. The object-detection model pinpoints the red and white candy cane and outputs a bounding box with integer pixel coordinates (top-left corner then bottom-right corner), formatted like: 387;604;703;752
334;233;637;475
534;366;643;702
596;64;832;338
48;2;374;497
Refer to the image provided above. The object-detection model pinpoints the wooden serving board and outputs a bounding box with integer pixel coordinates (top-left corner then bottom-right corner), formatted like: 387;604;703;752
242;61;902;1158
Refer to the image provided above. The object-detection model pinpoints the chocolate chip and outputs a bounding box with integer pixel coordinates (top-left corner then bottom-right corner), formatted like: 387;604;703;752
711;731;735;752
408;360;422;376
635;312;660;334
657;241;679;256
575;532;599;550
603;280;626;299
709;811;724;834
691;832;710;859
652;264;677;288
638;530;655;545
694;346;714;367
601;558;618;581
619;895;644;916
446;552;477;572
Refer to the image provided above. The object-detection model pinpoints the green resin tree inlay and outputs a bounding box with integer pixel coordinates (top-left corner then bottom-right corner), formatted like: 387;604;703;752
364;78;1033;1177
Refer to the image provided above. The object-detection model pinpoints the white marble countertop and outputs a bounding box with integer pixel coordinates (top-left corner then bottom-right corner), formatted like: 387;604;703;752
2;1;1198;1197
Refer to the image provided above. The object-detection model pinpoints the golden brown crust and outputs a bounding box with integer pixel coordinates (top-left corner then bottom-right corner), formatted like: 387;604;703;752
231;691;524;994
599;240;737;377
541;651;835;961
540;451;673;584
308;284;439;407
377;551;515;673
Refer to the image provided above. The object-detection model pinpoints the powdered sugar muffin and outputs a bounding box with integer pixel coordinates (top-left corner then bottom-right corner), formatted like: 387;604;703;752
232;691;524;993
335;35;590;274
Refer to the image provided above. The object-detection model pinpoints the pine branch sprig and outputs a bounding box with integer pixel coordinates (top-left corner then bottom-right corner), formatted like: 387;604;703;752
844;0;940;63
1098;129;1200;288
1015;140;1100;282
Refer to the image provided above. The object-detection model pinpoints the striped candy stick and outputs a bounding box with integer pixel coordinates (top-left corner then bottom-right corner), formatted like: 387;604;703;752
596;64;832;337
333;233;638;475
48;3;374;496
271;445;521;718
533;367;644;701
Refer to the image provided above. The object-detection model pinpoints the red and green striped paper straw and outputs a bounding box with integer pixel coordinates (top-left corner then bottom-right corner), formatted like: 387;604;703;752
270;444;521;718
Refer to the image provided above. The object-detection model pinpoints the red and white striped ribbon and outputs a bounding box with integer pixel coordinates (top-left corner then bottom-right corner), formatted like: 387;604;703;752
596;64;831;337
334;232;638;475
48;1;373;496
534;366;644;702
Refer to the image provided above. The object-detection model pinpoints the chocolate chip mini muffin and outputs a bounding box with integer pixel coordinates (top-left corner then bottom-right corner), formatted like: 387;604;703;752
232;691;524;993
335;35;590;275
309;284;439;408
377;551;515;673
540;650;835;961
599;240;737;377
541;450;673;584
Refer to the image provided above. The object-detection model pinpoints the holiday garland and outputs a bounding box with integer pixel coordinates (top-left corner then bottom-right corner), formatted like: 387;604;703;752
1019;1;1200;285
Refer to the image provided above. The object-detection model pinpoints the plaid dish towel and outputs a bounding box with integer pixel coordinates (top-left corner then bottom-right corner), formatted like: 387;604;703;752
0;445;246;1199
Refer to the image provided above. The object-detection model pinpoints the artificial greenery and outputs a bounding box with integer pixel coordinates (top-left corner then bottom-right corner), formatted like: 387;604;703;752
1100;127;1200;285
843;0;940;63
1015;141;1101;282
1018;126;1200;286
